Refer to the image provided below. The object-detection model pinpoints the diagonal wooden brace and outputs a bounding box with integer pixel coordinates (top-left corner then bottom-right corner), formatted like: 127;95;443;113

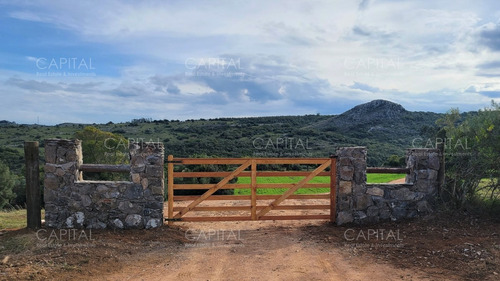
174;160;252;218
256;159;331;219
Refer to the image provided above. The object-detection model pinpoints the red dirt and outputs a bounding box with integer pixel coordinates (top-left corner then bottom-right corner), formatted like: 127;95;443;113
388;178;406;184
1;212;499;281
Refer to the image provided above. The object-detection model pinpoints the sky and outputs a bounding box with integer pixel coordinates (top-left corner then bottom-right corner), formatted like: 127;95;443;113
0;0;499;125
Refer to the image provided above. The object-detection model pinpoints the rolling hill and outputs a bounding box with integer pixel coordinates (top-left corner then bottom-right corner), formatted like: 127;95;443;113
0;100;445;171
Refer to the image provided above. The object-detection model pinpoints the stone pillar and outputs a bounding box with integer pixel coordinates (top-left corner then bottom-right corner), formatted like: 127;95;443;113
44;139;164;229
129;142;164;229
334;147;440;225
406;148;440;195
336;147;367;225
44;139;82;228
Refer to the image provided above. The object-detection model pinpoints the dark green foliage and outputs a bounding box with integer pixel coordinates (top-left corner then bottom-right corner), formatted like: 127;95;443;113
438;101;500;210
0;100;450;206
74;126;130;181
0;147;24;173
384;155;406;167
0;161;16;208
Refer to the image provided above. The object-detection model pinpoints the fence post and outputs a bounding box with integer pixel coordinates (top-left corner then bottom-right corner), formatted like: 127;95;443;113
251;159;257;220
329;155;337;223
25;141;41;229
167;155;174;226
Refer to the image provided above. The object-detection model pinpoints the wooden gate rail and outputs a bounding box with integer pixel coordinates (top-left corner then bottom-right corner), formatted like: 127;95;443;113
173;171;331;177
167;156;337;224
172;194;330;200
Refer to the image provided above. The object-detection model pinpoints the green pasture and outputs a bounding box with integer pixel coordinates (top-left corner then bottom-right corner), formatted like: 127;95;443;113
233;173;406;195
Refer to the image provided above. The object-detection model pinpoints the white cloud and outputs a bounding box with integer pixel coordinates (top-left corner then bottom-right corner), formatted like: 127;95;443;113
176;82;215;96
1;0;500;123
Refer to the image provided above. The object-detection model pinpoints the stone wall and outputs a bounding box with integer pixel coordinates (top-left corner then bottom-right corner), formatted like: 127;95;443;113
44;139;164;229
43;140;439;228
335;147;440;225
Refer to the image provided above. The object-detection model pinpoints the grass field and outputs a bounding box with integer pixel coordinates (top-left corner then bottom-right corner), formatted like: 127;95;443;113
0;209;45;230
234;173;406;195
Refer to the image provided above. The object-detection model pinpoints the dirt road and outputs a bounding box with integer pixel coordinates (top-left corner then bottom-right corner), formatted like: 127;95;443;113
107;221;440;281
1;215;499;281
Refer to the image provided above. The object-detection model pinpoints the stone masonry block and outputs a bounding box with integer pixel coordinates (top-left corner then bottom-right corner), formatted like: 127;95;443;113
354;194;373;210
45;144;57;164
44;173;59;189
340;166;354;181
141;178;148;190
353;183;366;194
337;196;351;211
366;187;384;197
146;165;163;177
131;173;141;184
354;171;366;183
336;211;353;225
339;181;352;195
428;152;440;170
427;169;438;180
339;158;352;166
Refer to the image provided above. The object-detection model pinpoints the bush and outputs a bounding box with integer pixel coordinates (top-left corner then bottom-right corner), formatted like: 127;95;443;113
384;155;406;167
438;101;500;210
0;161;16;209
74;126;129;181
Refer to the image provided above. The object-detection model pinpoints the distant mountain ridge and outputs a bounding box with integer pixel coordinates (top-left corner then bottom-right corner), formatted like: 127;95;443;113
0;100;446;167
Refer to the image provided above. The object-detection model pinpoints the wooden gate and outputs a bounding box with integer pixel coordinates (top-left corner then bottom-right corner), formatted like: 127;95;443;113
166;156;337;224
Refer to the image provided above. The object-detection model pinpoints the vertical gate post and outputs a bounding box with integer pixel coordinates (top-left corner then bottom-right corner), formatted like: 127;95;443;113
251;160;257;220
329;155;337;223
25;141;41;229
167;155;174;225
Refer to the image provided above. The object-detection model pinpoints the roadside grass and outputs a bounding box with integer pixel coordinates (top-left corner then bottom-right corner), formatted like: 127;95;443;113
0;232;34;255
0;209;45;230
477;178;500;199
234;173;406;195
473;179;500;215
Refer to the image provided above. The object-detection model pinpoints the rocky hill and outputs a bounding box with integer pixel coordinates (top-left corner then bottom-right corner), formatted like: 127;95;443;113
0;100;445;168
310;99;441;145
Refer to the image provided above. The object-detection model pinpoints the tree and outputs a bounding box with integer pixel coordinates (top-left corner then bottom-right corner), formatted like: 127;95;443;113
74;126;129;180
0;161;16;209
384;154;406;167
438;101;500;208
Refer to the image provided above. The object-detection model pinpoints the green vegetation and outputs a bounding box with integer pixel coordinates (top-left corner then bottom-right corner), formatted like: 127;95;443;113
383;155;406;167
75;126;129;180
234;173;405;195
0;209;45;230
0;102;440;176
438;101;500;212
0;161;16;209
75;126;129;165
366;173;406;183
0;100;473;209
0;233;34;254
